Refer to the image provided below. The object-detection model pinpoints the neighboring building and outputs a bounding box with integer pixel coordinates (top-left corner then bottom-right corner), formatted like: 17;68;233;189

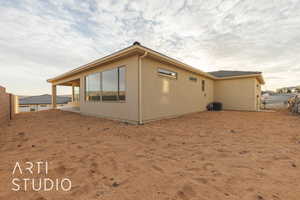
47;42;265;124
277;86;300;94
19;94;71;112
262;90;276;95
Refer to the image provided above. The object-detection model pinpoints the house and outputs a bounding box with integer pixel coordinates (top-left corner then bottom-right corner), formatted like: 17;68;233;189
47;42;265;124
19;94;71;112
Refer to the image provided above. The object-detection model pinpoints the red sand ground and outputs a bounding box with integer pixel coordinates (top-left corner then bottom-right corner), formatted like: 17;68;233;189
0;110;300;200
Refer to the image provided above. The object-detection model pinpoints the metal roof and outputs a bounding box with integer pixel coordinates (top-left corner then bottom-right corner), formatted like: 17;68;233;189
19;94;71;105
208;70;262;78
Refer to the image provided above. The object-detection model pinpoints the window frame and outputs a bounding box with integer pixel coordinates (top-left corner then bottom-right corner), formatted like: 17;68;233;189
202;80;205;92
102;67;119;102
189;76;197;82
84;72;101;102
74;86;80;102
117;66;126;101
102;66;126;102
84;66;127;103
157;68;178;79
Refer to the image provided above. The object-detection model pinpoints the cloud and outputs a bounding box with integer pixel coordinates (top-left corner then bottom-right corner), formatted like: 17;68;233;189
0;0;300;94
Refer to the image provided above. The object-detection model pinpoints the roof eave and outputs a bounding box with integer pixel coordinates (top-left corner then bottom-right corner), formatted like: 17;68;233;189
47;44;216;83
47;45;145;83
47;43;264;84
136;45;216;79
215;74;265;84
258;75;265;85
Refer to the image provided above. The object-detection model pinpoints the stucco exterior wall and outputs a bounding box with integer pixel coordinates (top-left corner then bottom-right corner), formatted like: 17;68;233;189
214;78;257;111
0;86;18;125
0;86;10;124
77;55;139;123
141;57;214;121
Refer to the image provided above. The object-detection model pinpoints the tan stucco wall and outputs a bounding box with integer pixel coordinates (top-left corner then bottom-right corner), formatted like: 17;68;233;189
54;55;139;123
214;78;258;111
141;57;214;121
80;55;139;122
0;86;18;125
0;86;11;124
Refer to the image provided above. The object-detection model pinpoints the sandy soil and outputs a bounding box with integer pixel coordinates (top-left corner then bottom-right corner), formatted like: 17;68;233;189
0;110;300;200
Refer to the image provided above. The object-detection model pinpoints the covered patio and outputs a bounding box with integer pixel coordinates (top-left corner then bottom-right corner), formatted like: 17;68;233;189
59;106;80;113
51;78;80;111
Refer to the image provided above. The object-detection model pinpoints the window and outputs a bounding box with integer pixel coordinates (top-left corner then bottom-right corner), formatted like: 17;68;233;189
74;86;80;102
189;76;197;82
102;68;118;101
85;73;101;101
85;66;126;102
202;80;205;92
158;68;177;79
102;67;126;101
118;67;126;100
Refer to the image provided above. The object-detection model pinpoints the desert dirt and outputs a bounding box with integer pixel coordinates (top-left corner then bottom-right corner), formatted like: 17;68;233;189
0;109;300;200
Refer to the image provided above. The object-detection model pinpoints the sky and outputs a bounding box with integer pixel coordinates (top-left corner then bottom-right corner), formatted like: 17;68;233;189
0;0;300;95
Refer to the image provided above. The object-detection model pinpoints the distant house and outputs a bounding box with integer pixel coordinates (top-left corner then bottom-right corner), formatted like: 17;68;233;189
19;94;71;112
47;42;265;124
277;86;300;94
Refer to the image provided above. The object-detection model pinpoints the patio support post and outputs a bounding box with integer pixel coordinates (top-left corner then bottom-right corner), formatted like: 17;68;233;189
52;85;57;109
71;84;75;102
